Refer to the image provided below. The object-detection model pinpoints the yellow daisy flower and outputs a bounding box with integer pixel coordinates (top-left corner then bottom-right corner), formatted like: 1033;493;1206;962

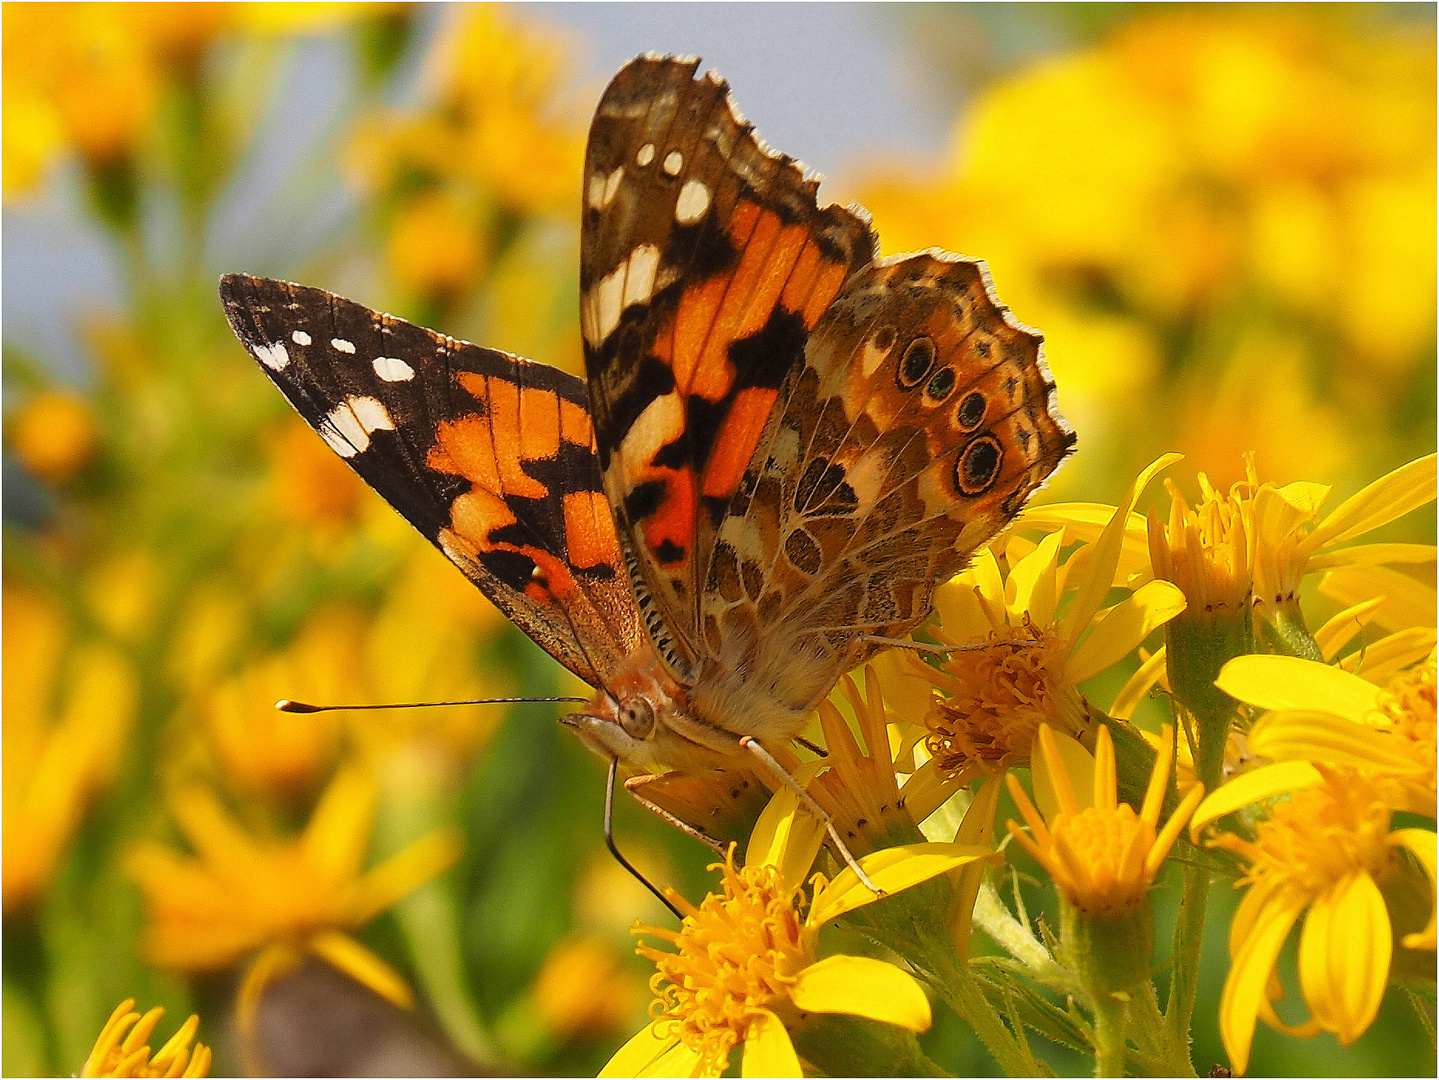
81;998;210;1078
1243;452;1435;641
601;791;991;1078
126;765;460;1034
1190;764;1437;1074
1007;723;1204;919
920;454;1186;783
1217;651;1436;812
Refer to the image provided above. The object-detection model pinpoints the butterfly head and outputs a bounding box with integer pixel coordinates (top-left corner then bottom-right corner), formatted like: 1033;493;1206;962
562;654;730;774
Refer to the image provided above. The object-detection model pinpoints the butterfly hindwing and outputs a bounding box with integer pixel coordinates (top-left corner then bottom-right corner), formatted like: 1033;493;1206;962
579;56;878;678
220;274;644;686
692;253;1075;721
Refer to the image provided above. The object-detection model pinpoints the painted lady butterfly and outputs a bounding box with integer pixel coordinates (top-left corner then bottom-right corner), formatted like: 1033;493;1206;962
221;56;1074;795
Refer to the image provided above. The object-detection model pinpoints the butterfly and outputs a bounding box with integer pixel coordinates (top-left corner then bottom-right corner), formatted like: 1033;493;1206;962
221;55;1074;805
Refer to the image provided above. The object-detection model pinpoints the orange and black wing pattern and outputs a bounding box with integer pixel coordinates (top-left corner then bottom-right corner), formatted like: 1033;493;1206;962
579;55;877;678
220;274;644;687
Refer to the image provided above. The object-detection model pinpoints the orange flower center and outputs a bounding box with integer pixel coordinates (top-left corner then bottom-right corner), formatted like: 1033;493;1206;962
926;622;1079;779
1213;769;1394;896
1048;804;1156;915
1377;657;1437;792
636;855;808;1067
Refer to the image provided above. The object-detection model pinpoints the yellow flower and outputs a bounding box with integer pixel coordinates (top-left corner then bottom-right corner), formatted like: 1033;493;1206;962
1190;764;1436;1074
11;389;99;481
1217;651;1436;812
1008;724;1204;917
920;454;1186;782
529;935;645;1041
3;581;136;910
81;998;210;1078
1243;453;1435;636
809;667;948;855
602;792;990;1078
386;188;489;301
346;6;582;218
1148;468;1252;623
268;418;368;530
125;765;461;1034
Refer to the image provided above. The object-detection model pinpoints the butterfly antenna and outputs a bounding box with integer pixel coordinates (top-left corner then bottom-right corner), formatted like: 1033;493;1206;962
604;757;683;920
275;696;589;713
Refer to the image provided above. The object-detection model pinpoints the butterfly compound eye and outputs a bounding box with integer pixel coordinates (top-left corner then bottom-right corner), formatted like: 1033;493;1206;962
620;698;655;738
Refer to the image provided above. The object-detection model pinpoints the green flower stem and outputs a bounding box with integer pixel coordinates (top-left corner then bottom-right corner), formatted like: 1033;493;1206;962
1163;856;1209;1070
1090;991;1128;1078
1136;980;1196;1078
922;934;1043;1077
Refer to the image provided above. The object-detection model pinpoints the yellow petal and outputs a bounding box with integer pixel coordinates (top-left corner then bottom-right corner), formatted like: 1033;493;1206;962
349;829;462;924
1307;541;1438;573
1110;645;1168;721
301;765;378;883
1389;829;1438;949
1189;762;1322;840
1297;872;1390;1045
740;1010;802;1078
1215;655;1380;720
1067;579;1186;684
1302;453;1436;555
790;955;932;1031
1219;883;1309;1076
746;767;825;895
1320;564;1437;635
236;943;304;1037
1060;453;1181;643
308;930;414;1010
1339;626;1439;683
1032;727;1094;822
808;842;994;928
1314;597;1388;660
1006;530;1064;626
599;1022;694;1078
1248;711;1423;774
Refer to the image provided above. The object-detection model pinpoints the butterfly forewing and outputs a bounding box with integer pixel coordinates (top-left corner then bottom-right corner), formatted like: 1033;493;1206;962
220;274;644;687
579;55;877;678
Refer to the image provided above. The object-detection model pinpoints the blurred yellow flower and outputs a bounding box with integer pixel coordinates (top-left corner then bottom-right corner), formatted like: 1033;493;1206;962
346;5;582;241
859;9;1434;483
198;606;359;800
126;765;461;1033
529;935;644;1042
11;389;99;481
3;581;136;911
81;998;210;1079
268;418;369;530
386;188;489;301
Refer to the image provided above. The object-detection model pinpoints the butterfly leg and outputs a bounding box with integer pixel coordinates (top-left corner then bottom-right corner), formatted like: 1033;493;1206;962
622;777;728;857
604;758;683;920
738;736;884;897
855;634;963;656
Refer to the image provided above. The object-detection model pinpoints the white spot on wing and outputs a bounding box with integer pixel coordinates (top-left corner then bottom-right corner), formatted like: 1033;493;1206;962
331;338;356;354
373;356;415;382
622;244;660;308
587;168;624;210
253;341;289;370
291;330;311;346
675;179;711;224
663;150;683;176
319;395;395;458
584;244;662;347
636;143;655;166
